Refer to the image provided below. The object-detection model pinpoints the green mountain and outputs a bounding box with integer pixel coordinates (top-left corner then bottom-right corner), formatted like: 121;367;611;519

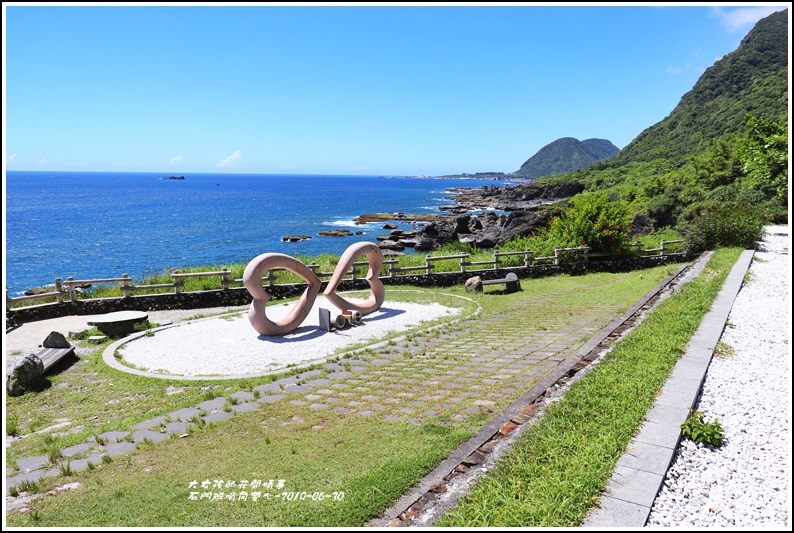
515;137;619;179
615;8;788;163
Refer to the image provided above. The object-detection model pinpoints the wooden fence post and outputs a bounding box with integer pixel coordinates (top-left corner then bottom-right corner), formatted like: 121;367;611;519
66;276;78;303
220;268;230;290
54;278;64;304
425;255;432;275
121;274;133;298
460;253;467;273
493;248;500;270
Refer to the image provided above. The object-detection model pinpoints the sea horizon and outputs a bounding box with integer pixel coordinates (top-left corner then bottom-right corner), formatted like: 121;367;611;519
4;170;508;295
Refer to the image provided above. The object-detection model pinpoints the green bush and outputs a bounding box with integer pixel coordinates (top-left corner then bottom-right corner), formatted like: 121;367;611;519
680;202;762;255
543;193;634;257
681;409;725;447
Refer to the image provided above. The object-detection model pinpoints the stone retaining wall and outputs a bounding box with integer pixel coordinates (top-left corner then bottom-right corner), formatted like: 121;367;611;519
6;254;688;325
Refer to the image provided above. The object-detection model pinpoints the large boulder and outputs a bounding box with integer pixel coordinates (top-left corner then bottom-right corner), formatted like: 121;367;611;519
6;354;44;396
43;331;71;349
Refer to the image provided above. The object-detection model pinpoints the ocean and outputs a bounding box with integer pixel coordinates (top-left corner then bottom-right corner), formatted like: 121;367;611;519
4;171;506;296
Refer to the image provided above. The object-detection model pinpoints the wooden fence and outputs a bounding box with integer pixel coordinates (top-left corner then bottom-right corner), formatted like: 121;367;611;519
6;240;684;308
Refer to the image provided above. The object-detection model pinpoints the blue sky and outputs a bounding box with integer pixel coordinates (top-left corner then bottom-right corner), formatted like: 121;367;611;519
3;3;789;176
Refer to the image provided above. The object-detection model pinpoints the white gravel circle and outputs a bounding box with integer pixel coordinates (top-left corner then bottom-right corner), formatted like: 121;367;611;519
646;226;791;528
117;296;462;377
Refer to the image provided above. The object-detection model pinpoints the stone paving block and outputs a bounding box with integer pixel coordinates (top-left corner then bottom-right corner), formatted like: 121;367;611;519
583;495;650;528
272;376;300;387
6;468;60;491
615;441;675;475
257;394;287;404
369;359;392;366
315;389;334;394
229;391;255;402
370;404;387;411
15;455;50;472
231;402;259;414
654;378;702;409
333;406;350;414
163;422;192;435
307;378;331;387
309;403;330;410
296;369;323;379
326;371;353;379
304;394;323;401
602;464;665;508
103;441;138;456
290;400;307;406
168;407;201;421
204;411;235;423
382;414;402;422
283;385;313;394
196;397;227;411
61;443;93;457
634;403;689;450
253;383;282;394
65;455;104;473
97;431;131;443
324;397;342;403
133;430;171;443
131;416;167;430
357;410;376;417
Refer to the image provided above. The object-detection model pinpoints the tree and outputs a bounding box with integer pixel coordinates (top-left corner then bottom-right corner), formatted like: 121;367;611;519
738;114;788;200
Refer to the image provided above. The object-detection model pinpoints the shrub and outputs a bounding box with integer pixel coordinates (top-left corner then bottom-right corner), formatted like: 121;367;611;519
543;193;634;257
680;203;762;256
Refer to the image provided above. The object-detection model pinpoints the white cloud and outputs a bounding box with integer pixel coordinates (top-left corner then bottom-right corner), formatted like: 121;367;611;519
35;158;53;166
710;6;787;34
7;153;17;162
216;150;242;168
167;155;183;166
666;63;692;75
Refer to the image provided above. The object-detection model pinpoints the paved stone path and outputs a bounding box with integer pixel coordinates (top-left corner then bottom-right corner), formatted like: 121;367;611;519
5;271;676;508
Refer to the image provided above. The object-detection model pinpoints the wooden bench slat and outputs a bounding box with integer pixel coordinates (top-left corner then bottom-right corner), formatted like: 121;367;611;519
37;346;76;372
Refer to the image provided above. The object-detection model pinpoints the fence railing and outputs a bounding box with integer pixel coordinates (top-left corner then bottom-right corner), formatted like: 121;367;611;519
6;239;684;308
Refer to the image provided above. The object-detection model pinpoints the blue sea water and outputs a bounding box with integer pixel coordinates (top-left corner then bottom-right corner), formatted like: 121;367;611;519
4;171;506;296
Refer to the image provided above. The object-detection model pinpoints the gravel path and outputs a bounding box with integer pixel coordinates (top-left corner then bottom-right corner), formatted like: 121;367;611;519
646;226;791;528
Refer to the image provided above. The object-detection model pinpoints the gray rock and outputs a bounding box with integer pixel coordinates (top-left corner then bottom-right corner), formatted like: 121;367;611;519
6;354;44;396
464;276;483;293
42;331;71;349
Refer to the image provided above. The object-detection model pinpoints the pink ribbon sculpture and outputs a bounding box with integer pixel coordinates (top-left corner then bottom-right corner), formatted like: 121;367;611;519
243;242;386;336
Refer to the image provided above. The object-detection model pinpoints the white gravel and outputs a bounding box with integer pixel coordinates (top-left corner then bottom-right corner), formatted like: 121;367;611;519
646;226;792;528
117;296;461;377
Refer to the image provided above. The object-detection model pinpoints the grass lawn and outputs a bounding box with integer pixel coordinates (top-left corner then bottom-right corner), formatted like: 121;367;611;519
6;260;702;527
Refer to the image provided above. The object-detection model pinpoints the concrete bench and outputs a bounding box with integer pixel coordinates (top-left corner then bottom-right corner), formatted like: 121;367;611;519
482;272;521;293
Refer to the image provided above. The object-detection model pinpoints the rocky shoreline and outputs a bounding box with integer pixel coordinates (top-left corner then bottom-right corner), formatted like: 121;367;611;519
352;180;588;252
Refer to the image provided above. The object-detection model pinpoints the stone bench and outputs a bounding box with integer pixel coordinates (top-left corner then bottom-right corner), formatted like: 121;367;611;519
87;310;149;337
481;272;521;293
6;332;77;396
